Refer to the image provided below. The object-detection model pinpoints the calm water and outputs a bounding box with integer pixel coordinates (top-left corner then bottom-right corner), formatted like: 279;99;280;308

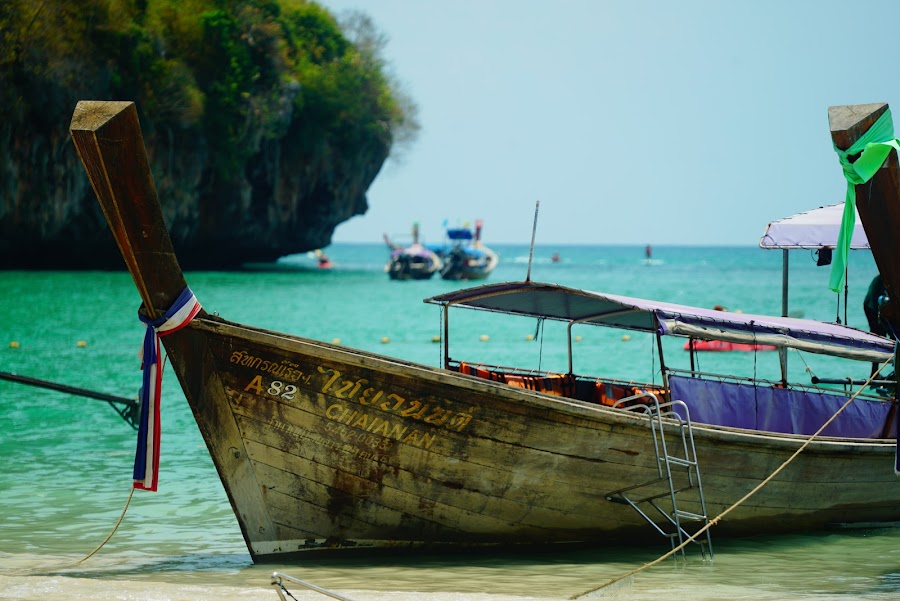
2;243;898;601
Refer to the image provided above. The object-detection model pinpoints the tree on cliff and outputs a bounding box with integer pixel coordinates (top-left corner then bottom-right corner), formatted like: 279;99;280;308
0;0;419;268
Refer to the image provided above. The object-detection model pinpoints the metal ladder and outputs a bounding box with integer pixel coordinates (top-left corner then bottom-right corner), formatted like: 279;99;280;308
605;392;714;561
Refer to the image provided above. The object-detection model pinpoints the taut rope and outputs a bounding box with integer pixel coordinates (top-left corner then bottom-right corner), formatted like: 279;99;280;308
570;359;893;599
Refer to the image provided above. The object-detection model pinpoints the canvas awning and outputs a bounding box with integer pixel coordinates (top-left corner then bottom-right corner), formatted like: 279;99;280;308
759;202;869;250
426;281;894;363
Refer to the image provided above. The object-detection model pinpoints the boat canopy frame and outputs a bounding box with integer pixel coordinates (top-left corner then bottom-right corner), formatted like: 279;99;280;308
425;280;895;376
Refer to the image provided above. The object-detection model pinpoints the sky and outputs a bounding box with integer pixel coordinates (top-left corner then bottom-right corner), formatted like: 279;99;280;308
318;0;900;247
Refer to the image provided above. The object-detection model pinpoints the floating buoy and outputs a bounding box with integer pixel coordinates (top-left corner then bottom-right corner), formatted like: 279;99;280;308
9;341;20;348
621;335;631;342
525;334;534;341
331;338;342;345
574;335;582;342
77;340;88;347
479;335;490;342
432;336;441;343
380;337;391;344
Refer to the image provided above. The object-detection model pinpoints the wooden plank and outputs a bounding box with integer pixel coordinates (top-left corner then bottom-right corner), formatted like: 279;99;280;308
69;101;190;318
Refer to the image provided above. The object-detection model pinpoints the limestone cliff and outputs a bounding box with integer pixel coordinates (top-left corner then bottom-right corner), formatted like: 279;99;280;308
0;0;414;269
0;105;386;269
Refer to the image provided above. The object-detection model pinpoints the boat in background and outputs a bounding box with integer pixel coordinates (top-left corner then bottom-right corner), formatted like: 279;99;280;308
313;249;333;270
683;306;778;353
70;100;900;564
383;222;442;280
435;220;499;280
683;340;778;352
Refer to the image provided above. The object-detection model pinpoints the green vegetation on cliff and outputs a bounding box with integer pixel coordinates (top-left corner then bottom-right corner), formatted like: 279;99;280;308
2;0;417;173
0;0;419;268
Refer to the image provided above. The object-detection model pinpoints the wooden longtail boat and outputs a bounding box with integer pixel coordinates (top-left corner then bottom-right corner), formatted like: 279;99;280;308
69;101;900;562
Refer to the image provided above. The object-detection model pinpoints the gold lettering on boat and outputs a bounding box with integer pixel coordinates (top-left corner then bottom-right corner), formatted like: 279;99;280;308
231;349;311;384
317;365;477;433
324;404;432;449
359;387;383;405
401;429;435;449
245;375;263;395
351;413;371;430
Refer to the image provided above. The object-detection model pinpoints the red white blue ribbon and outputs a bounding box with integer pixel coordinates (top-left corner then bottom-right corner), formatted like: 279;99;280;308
134;287;202;491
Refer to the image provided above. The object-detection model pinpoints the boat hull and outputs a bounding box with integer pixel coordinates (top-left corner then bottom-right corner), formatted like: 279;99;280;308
439;247;498;281
168;316;900;561
385;246;442;280
683;340;778;352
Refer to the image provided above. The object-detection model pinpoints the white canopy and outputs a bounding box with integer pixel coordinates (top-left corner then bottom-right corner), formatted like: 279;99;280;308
759;203;869;250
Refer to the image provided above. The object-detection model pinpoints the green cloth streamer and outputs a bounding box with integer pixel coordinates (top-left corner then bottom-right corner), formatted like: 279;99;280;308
830;108;900;292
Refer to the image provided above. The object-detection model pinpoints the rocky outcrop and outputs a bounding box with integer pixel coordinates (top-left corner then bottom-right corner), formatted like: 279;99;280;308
0;104;387;270
0;0;404;270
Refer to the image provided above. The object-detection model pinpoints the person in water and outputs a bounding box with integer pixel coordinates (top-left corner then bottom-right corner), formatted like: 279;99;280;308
863;274;895;386
863;274;891;338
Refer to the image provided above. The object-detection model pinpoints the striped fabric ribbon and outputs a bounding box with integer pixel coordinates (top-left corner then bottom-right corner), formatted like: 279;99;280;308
134;287;202;491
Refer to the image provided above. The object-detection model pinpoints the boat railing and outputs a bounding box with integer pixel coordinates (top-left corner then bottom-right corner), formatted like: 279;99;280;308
450;359;665;405
449;359;559;377
810;375;896;394
271;572;357;601
665;367;891;402
449;359;655;387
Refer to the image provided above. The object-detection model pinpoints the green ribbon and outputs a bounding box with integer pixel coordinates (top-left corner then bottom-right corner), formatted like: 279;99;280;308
830;108;900;292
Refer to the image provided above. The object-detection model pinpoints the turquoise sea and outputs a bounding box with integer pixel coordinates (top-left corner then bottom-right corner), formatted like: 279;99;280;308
2;243;899;601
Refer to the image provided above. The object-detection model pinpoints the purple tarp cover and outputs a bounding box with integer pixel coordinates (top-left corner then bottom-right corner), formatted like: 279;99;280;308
669;375;894;438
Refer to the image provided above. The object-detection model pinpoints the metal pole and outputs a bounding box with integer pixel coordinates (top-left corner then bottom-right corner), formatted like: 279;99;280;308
526;200;540;282
0;370;139;428
779;250;789;383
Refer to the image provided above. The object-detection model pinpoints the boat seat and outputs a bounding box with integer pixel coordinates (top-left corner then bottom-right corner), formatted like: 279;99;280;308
504;373;575;397
456;362;575;397
593;381;667;407
456;362;505;382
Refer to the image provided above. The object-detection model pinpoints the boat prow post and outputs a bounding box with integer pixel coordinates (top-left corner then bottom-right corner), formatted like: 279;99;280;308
69;100;274;556
828;102;900;327
69;100;196;320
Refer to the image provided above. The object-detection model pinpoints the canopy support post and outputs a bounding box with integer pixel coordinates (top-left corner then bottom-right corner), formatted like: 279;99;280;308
655;330;668;390
443;306;450;369
779;249;789;384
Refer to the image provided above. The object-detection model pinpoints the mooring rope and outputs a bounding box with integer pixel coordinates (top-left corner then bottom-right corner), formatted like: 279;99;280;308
76;350;174;565
570;359;893;599
76;487;135;564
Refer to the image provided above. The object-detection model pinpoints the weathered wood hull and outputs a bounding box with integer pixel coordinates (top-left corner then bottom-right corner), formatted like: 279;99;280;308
69;100;900;563
164;315;900;561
